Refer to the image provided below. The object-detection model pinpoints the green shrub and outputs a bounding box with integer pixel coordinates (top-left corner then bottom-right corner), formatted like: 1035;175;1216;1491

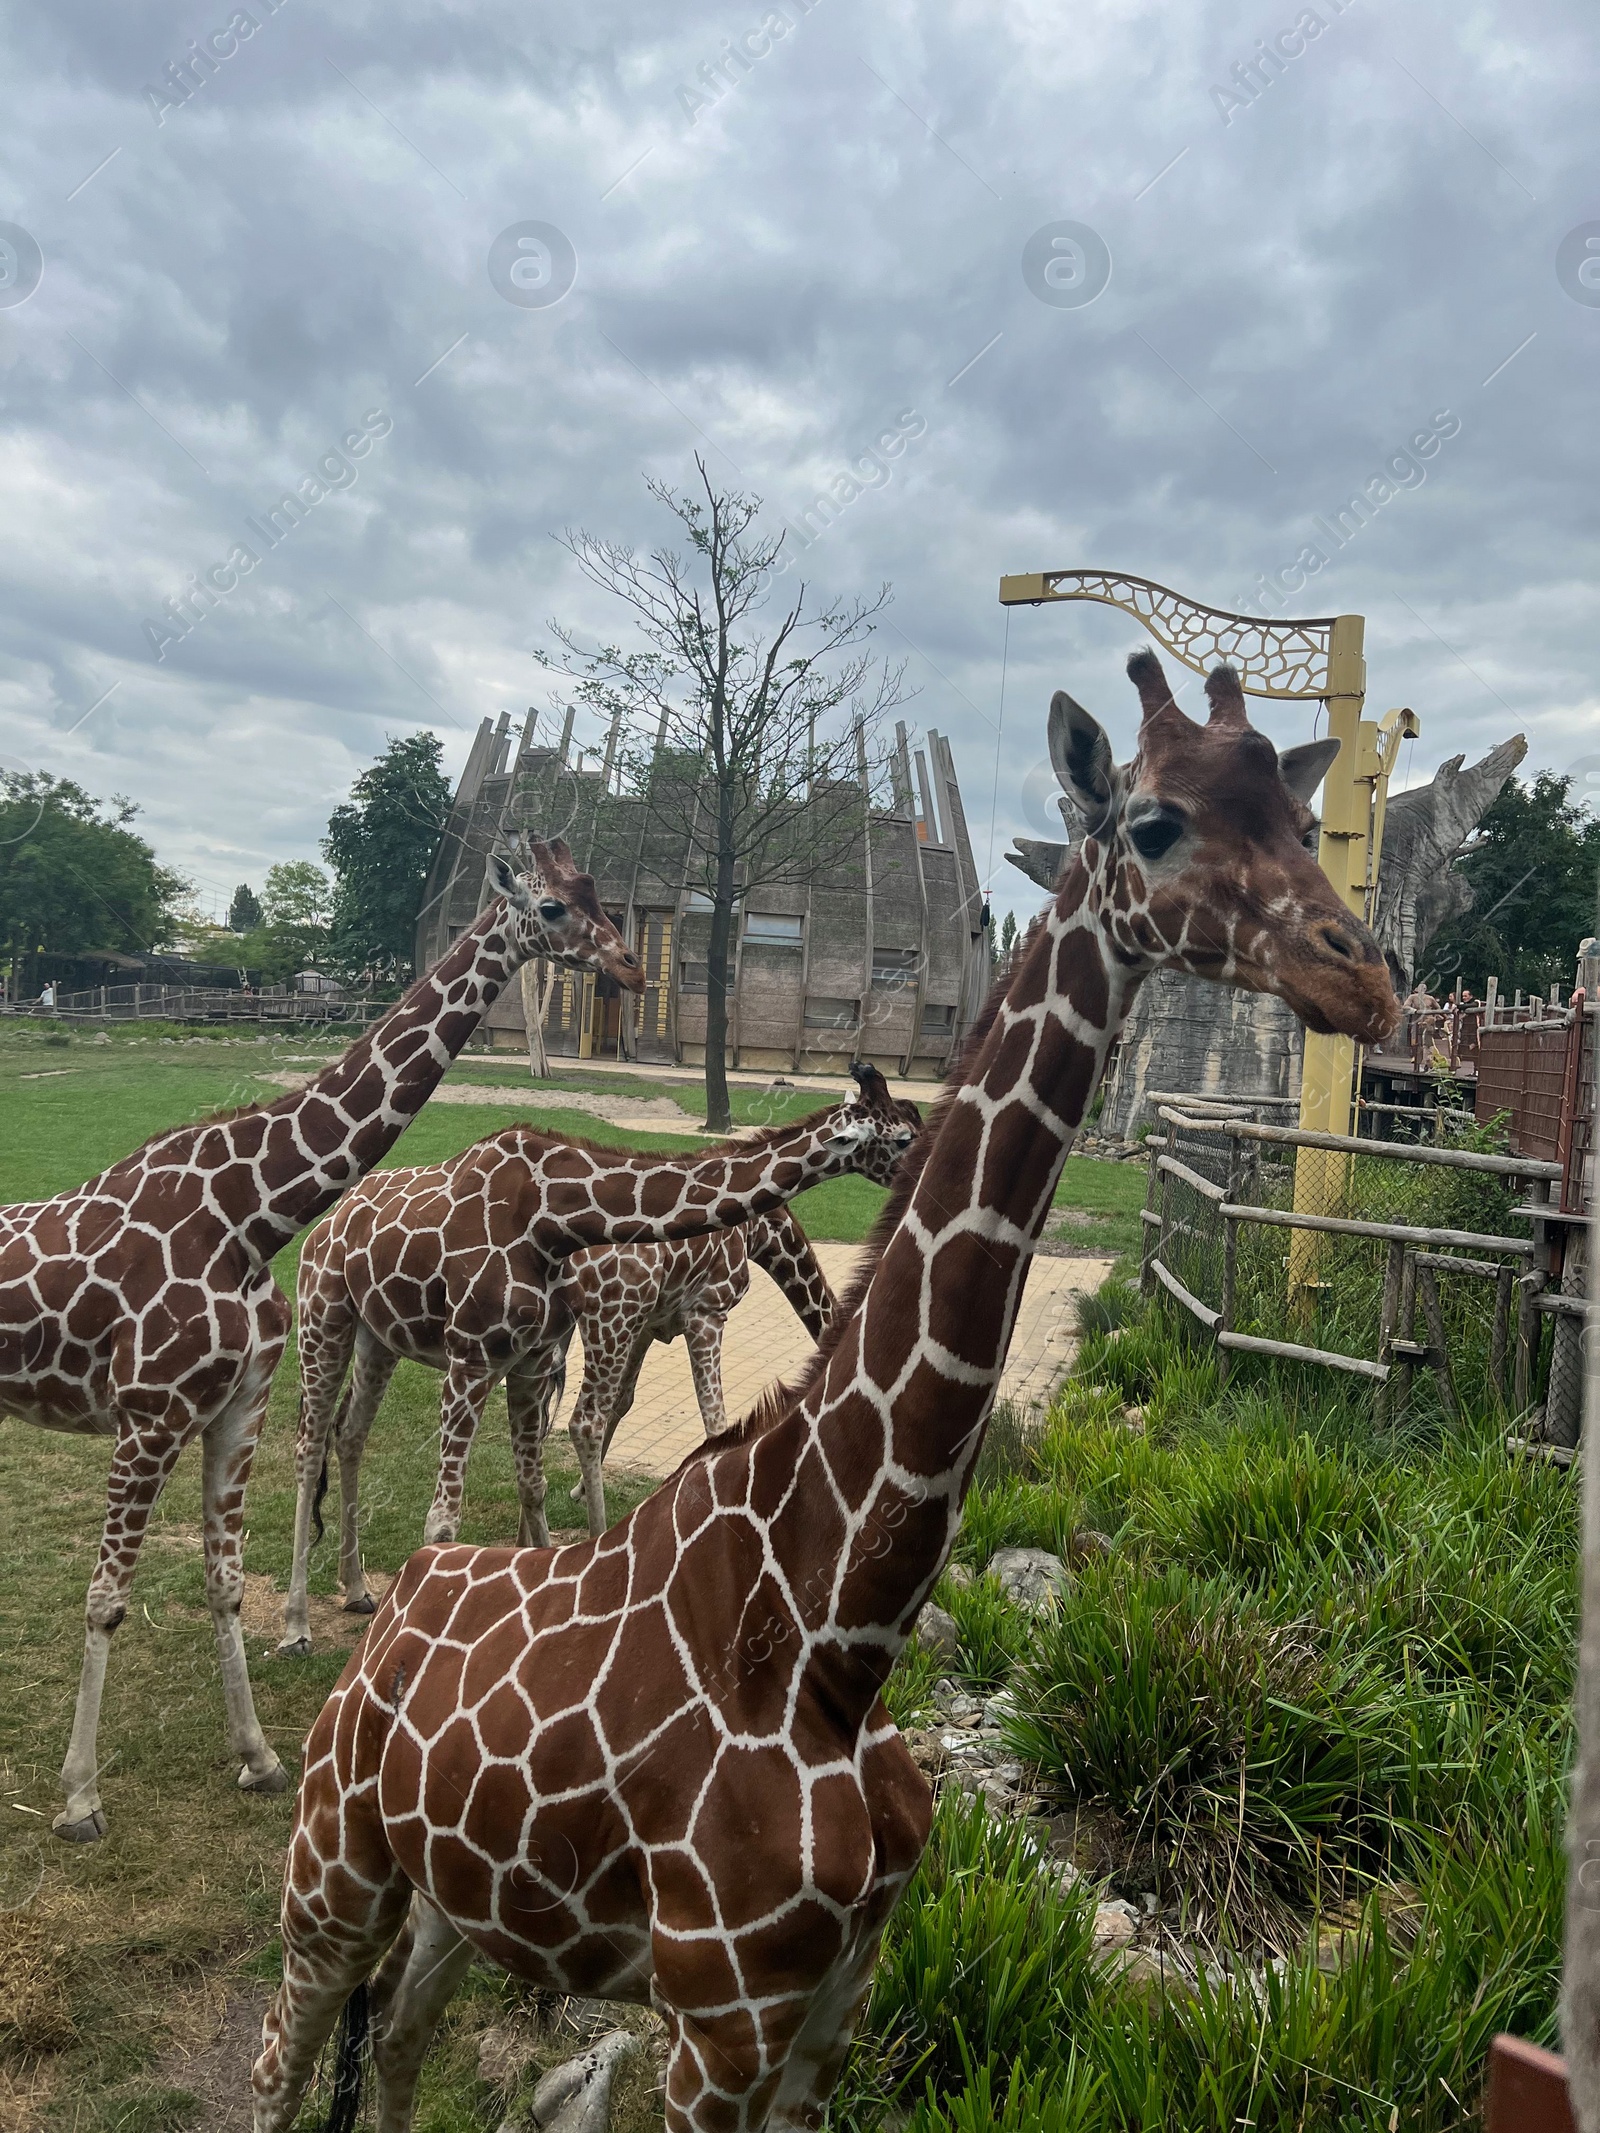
1007;1560;1388;1938
842;1791;1097;2113
936;1573;1028;1689
953;1476;1078;1570
1137;1433;1389;1588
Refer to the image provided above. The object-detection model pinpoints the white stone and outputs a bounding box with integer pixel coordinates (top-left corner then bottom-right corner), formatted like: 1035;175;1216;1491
988;1547;1070;1612
1091;1903;1137;1956
531;2030;641;2132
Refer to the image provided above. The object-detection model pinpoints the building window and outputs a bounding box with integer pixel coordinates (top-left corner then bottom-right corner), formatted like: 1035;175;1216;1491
744;912;804;946
804;996;860;1031
680;960;709;993
920;1002;956;1034
684;891;738;913
871;946;919;989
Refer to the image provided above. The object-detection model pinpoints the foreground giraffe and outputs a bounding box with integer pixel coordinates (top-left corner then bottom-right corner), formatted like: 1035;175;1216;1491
252;656;1398;2131
0;842;642;1842
277;1070;917;1650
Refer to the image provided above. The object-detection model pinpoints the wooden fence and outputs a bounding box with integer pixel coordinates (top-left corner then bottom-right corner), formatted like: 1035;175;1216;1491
1;983;385;1028
1140;1099;1566;1417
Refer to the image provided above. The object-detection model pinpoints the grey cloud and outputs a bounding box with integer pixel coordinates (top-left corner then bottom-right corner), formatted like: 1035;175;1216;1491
0;0;1591;920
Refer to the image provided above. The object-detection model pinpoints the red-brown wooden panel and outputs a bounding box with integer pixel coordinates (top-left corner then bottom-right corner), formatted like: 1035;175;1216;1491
1485;2035;1576;2133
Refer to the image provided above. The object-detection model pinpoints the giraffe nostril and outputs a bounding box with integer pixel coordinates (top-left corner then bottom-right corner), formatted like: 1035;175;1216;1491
1317;924;1357;962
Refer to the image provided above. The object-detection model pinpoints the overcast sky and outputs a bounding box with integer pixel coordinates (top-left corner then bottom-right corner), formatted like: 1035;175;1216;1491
1;0;1593;926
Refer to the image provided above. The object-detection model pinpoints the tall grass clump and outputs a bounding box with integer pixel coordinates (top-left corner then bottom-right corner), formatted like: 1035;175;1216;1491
834;1790;1098;2122
1007;1558;1389;1941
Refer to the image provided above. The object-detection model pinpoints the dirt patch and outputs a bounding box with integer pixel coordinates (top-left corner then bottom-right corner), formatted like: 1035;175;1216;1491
238;1570;393;1655
152;1984;270;2132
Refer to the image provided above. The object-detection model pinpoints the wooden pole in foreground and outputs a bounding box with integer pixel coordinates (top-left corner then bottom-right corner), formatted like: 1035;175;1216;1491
1555;985;1600;2127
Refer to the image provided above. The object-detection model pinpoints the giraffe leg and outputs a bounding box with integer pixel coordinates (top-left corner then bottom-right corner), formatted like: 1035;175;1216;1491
683;1312;729;1437
55;1420;190;1840
762;1946;881;2129
367;1896;475;2129
251;1902;411;2132
423;1352;496;1544
570;1329;647;1535
335;1330;401;1614
506;1347;565;1547
279;1296;358;1657
201;1368;288;1795
659;2003;780;2132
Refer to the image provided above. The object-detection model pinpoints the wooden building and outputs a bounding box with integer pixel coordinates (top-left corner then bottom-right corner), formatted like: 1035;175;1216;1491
415;709;990;1078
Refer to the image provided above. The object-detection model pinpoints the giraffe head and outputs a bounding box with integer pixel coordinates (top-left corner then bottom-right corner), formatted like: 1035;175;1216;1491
1049;650;1399;1042
488;839;644;993
846;1060;922;1184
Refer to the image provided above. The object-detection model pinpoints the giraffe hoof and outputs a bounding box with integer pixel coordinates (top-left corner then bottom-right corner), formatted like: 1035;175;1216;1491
53;1807;107;1844
342;1594;377;1617
240;1761;291;1796
276;1634;312;1658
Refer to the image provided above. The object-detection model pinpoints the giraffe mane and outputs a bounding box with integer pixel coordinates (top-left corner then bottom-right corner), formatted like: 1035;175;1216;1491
670;947;1023;1469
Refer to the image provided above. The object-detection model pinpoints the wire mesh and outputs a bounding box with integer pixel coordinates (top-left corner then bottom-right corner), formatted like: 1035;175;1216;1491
1146;1100;1539;1418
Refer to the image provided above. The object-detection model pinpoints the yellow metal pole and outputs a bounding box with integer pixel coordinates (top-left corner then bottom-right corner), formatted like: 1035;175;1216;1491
1289;614;1371;1309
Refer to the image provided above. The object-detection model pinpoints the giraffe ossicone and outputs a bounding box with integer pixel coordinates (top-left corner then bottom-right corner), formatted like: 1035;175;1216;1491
0;839;639;1844
277;1069;921;1653
252;658;1398;2132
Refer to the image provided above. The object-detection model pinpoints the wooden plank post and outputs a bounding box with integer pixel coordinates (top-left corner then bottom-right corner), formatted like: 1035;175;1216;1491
1395;1249;1418;1413
1218;1134;1246;1387
1375;1238;1405;1427
1492;1261;1515;1407
1146;1150;1173;1302
1417;1260;1458;1422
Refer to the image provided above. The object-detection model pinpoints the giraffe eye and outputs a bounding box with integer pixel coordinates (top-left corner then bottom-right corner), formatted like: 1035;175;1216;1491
1128;815;1183;861
538;898;567;920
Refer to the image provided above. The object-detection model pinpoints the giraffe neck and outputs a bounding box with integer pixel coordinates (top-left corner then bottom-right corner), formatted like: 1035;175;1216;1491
774;856;1139;1680
219;900;529;1258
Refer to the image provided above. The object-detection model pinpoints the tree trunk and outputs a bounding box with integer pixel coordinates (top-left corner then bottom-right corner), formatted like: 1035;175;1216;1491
703;841;738;1135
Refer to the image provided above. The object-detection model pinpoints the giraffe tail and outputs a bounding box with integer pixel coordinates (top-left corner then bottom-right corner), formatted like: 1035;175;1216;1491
320;1979;369;2133
310;1380;358;1547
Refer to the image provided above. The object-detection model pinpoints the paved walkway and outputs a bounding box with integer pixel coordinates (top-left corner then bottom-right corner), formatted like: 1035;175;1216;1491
566;1246;1115;1477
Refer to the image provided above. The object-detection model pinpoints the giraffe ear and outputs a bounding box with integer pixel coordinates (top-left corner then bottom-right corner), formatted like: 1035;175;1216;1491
1048;689;1114;831
488;853;530;908
1279;737;1341;803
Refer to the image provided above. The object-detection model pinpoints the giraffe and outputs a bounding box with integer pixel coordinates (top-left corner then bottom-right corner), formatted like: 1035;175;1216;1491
0;840;642;1843
545;1078;924;1537
276;1071;918;1652
251;654;1399;2132
555;1205;842;1523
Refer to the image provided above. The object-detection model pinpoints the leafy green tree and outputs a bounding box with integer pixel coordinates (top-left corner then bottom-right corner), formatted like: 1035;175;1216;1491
0;772;187;995
997;910;1019;966
322;733;452;982
262;860;331;928
227;882;263;932
254;860;332;977
1424;771;1600;998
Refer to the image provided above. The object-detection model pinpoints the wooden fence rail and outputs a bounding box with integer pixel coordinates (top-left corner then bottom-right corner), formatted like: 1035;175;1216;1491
1142;1101;1563;1413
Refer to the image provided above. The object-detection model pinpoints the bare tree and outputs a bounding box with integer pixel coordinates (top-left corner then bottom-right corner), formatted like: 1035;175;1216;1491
537;460;907;1133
